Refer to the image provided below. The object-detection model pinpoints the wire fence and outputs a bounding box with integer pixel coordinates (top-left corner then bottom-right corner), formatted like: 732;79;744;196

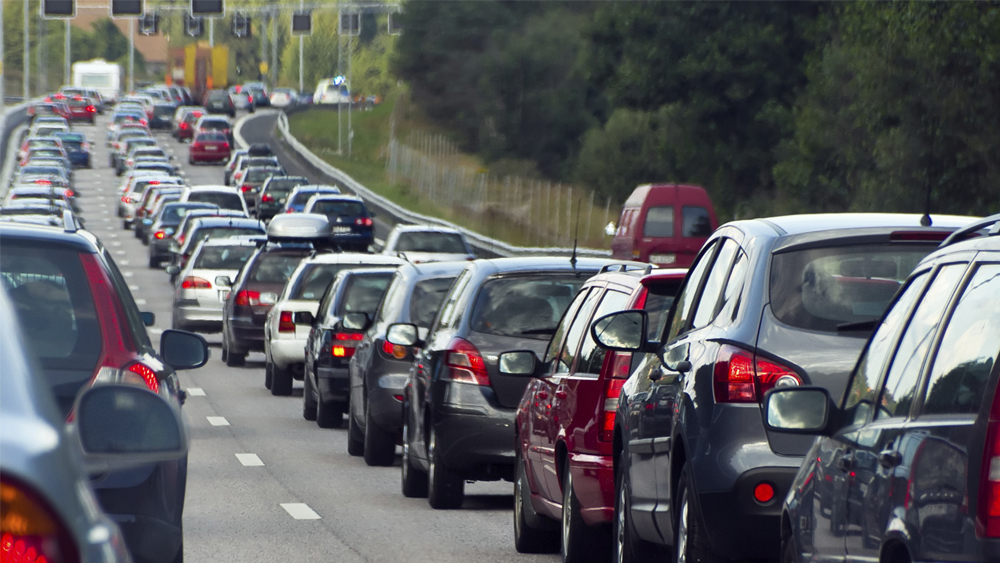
386;130;618;248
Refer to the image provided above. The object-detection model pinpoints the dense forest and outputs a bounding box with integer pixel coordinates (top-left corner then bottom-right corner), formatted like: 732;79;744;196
393;1;1000;219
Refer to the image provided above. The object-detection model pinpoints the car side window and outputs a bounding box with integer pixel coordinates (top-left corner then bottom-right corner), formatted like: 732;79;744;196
103;249;153;351
553;288;602;376
715;249;749;328
543;288;592;366
434;269;471;331
876;264;966;420
843;271;929;425
316;275;343;324
376;273;405;324
577;290;630;376
665;240;718;343
692;238;740;329
921;263;1000;416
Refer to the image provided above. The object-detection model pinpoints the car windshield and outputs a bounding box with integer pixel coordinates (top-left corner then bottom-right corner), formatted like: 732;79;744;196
309;199;366;217
396;232;467;254
187;191;243;211
250;253;307;284
335;274;395;315
470;275;585;340
194;245;256;270
291;190;334;207
409;277;457;328
769;243;938;332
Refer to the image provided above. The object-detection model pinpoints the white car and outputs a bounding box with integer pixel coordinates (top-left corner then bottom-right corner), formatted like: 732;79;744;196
264;253;405;391
178;185;250;217
381;225;476;263
269;88;297;108
171;237;260;332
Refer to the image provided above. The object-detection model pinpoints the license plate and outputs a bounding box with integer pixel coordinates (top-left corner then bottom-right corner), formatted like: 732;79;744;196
206;146;217;151
332;226;351;233
649;253;677;264
219;290;230;302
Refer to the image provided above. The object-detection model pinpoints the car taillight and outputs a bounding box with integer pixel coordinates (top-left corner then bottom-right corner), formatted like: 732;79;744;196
599;352;632;442
261;194;274;203
181;276;211;289
190;143;200;150
444;337;490;386
241;185;253;193
121;195;134;204
380;338;410;360
0;477;81;563
64;190;74;198
234;290;260;306
180;123;188;129
278;311;295;333
247;95;253;102
331;332;363;358
154;231;166;239
87;106;95;112
713;345;801;404
35;179;51;186
122;362;160;393
354;217;373;227
977;389;1000;537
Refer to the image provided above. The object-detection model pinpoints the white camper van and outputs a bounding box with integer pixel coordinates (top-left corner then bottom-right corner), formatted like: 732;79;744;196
72;59;123;103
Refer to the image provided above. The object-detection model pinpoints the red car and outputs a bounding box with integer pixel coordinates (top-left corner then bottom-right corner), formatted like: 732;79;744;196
512;267;687;558
176;110;203;141
66;96;97;124
28;102;70;120
189;131;231;164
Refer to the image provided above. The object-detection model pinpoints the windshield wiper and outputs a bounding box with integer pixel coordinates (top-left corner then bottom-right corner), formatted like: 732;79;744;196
519;327;557;335
837;319;878;332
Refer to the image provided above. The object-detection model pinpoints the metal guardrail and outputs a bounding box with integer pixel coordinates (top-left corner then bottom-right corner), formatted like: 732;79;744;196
240;109;612;259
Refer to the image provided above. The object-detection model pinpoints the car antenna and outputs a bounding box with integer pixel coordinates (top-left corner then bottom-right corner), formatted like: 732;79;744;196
920;182;933;227
570;196;581;270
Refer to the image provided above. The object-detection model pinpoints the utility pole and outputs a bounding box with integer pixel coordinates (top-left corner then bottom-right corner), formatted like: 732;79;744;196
337;23;342;154
1;0;5;119
64;20;71;86
23;0;29;99
38;15;46;94
260;11;267;81
270;10;277;88
299;0;304;94
209;18;214;48
347;33;352;158
128;18;135;92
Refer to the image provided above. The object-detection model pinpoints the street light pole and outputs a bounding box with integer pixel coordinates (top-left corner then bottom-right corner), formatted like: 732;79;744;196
299;0;304;94
128;18;135;92
23;0;29;98
64;20;71;86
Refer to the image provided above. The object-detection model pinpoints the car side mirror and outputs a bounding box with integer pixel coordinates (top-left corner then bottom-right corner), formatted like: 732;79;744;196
159;329;209;370
141;311;155;326
591;310;648;352
294;311;315;326
215;275;232;287
386;323;420;347
74;384;188;473
498;351;539;377
660;342;691;373
164;265;180;276
763;387;835;435
342;312;370;331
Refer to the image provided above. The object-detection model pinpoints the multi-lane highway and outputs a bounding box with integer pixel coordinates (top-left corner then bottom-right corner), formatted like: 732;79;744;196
70;111;557;563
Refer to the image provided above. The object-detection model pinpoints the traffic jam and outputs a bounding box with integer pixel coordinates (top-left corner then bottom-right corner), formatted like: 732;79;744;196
2;84;1000;563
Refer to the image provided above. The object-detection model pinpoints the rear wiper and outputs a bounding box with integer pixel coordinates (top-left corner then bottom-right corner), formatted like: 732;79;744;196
837;319;878;332
519;327;557;335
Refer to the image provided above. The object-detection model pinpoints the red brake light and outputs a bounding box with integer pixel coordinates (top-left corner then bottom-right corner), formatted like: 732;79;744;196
247;95;253;102
0;477;81;563
977;387;1000;537
181;276;211;289
64;190;74;198
87;106;96;113
354;217;373;227
261;194;274;203
889;231;950;242
713;345;801;403
241;185;253;192
598;351;632;441
34;179;51;186
380;338;409;360
234;290;260;307
444;337;489;386
753;483;775;503
278;311;295;333
125;362;160;393
180;123;188;129
154;231;166;239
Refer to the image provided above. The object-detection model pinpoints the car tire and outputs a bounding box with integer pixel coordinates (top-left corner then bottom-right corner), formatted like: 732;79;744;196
189;156;194;165
303;373;317;420
122;220;131;230
270;361;292;396
347;404;364;456
614;451;660;563
675;464;712;563
514;446;559;553
264;361;273;390
224;337;246;367
562;467;611;563
781;535;797;563
428;427;464;510
363;406;395;467
401;405;429;498
148;255;160;268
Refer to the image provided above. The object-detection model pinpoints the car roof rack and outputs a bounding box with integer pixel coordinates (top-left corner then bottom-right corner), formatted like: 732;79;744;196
939;213;1000;248
62;209;78;233
598;262;653;276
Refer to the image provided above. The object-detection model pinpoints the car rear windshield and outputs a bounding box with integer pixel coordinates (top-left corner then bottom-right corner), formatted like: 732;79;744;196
154;105;176;116
310;199;366;217
682;206;713;237
470;275;586;340
161;204;213;224
643;279;683;340
396;232;467;254
250;252;308;285
335;273;394;316
1;243;102;411
409;277;456;328
291;190;333;207
56;133;83;142
187;191;243;211
246;168;280;183
200;120;230;131
289;263;385;300
265;179;307;196
196;132;227;143
191;227;263;248
68;98;90;107
644;206;674;238
770;243;936;333
194;245;256;270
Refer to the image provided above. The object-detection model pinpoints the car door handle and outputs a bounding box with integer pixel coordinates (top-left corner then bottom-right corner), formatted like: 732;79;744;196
836;453;854;472
878;450;902;469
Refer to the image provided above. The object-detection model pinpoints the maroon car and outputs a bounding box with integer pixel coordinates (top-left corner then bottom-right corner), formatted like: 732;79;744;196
188;131;231;164
66;96;97;124
176;110;204;141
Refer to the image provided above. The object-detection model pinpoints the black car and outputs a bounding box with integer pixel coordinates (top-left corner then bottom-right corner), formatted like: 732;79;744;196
302;267;402;428
256;176;309;221
346;261;465;462
151;103;178;129
388;257;608;508
303;195;376;252
0;218;209;563
590;213;976;563
768;214;1000;563
203;89;236;118
147;202;220;267
238;166;283;212
166;216;266;276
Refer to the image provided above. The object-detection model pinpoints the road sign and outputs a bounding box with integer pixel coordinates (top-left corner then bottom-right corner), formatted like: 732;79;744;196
259;61;269;75
42;0;75;19
292;11;312;36
110;0;143;17
191;0;224;17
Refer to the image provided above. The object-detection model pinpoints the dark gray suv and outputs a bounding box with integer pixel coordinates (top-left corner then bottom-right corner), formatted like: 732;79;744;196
594;213;976;563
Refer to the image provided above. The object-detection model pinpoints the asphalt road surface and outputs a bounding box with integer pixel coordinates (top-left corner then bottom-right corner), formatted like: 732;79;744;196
70;111;558;563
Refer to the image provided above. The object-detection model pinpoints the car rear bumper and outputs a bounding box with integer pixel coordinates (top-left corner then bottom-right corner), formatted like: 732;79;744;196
175;304;223;327
269;337;306;369
190;150;228;162
229;318;265;350
317;365;349;404
368;374;407;432
568;452;616;525
435;385;517;479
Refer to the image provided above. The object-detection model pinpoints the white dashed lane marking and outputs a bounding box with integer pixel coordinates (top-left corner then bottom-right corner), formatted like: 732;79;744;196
129;285;139;291
187;388;206;396
236;454;264;467
280;503;321;520
135;298;146;305
207;416;230;426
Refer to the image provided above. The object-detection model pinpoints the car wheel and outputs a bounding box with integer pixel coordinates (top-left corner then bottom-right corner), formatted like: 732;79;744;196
675;464;712;563
172;540;183;563
428;426;464;509
514;446;559;553
122;220;130;230
347;403;364;456
363;405;395;466
225;340;246;367
563;467;611;562
220;337;229;363
781;535;797;563
614;451;659;563
189;156;194;165
148;255;160;268
270;361;292;395
264;360;272;390
302;372;317;421
401;405;429;498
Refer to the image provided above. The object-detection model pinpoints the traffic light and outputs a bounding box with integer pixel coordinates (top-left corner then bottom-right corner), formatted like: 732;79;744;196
139;13;160;35
184;12;204;37
291;12;312;36
232;12;251;38
41;0;74;18
110;0;143;17
191;0;224;17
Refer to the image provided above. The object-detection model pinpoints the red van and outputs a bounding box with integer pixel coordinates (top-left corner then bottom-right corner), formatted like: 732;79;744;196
610;184;717;268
